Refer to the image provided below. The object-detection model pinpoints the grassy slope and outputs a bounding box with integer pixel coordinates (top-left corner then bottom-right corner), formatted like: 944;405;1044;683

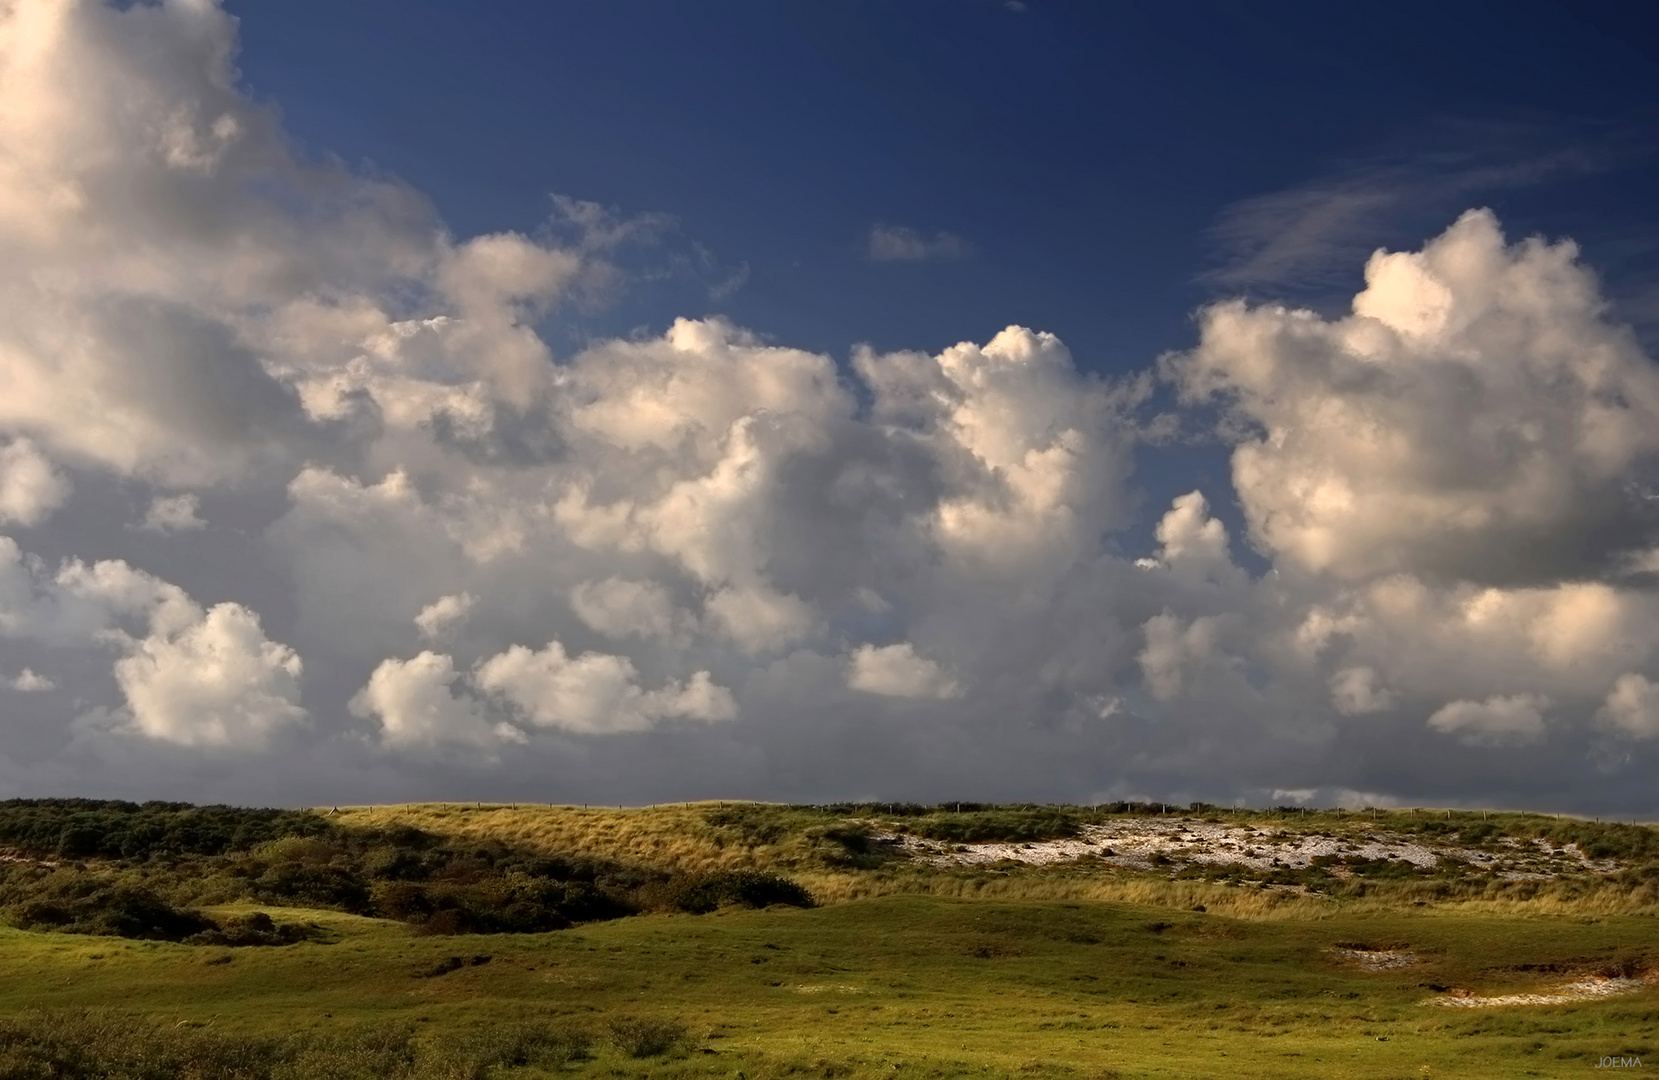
332;801;1659;918
1;802;1655;1078
0;897;1653;1078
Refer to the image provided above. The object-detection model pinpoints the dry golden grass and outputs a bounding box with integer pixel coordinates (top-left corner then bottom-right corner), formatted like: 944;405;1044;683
1433;887;1659;918
807;870;1659;917
793;869;1334;918
335;801;803;873
332;801;1659;920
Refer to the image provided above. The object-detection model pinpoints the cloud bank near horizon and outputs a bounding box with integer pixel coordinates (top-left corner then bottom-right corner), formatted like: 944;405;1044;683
2;0;1658;812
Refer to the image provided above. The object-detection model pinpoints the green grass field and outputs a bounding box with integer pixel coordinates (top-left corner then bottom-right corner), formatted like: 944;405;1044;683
3;895;1654;1077
0;801;1655;1078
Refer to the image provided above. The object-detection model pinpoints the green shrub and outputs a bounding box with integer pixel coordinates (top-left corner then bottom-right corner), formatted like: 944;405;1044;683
453;1022;591;1068
0;801;670;940
659;870;813;914
703;805;791;846
0;799;332;861
807;826;895;869
2;878;215;941
185;911;314;947
373;873;632;934
898;810;1081;843
248;862;372;913
0;1010;592;1080
605;1017;688;1058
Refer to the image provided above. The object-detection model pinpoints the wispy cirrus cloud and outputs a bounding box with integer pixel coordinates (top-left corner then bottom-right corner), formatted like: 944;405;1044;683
1202;116;1633;294
868;224;972;262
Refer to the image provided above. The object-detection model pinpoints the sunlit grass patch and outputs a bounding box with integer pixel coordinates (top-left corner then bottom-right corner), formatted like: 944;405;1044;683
0;798;1655;1077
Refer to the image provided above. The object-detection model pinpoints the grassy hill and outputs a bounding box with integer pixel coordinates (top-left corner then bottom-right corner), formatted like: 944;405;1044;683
0;798;1653;1078
335;799;1659;916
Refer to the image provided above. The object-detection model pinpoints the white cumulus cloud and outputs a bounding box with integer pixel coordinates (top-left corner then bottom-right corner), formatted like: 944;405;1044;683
6;668;53;692
705;586;817;655
847;642;961;700
1168;209;1659;586
475;640;736;734
570;578;685;643
112;602;305;749
350;651;513;752
1597;674;1659;740
1330;666;1395;715
414;592;476;641
139;493;205;533
1428;693;1550;747
0;0;1656;811
0;534;303;748
0;438;69;526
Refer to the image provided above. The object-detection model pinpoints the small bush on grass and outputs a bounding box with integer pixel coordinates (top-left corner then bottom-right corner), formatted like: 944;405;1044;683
702;805;792;846
899;809;1081;844
808;826;895;869
2;877;215;941
185;911;314;947
456;1023;592;1069
658;870;813;913
605;1017;688;1058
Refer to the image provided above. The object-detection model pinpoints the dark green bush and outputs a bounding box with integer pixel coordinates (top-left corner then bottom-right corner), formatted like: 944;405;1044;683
660;870;813;914
808;825;896;869
185;911;313;947
2;878;214;941
248;862;373;914
373;873;633;934
0;802;668;939
900;810;1081;843
1536;820;1659;862
0;799;332;861
1456;822;1501;847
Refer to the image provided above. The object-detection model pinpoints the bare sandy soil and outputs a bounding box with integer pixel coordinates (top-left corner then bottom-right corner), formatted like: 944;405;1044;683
1333;947;1418;971
1427;976;1647;1007
875;816;1616;879
1326;942;1654;1009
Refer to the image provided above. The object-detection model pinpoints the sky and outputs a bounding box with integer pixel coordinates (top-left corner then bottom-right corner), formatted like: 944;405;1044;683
2;0;1659;813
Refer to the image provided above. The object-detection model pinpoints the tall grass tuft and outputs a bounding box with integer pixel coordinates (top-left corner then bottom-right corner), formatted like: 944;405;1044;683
0;1010;594;1080
605;1017;689;1058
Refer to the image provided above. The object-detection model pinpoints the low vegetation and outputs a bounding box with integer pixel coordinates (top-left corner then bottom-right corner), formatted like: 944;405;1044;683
0;1010;597;1079
326;799;1659;917
0;798;331;860
0;799;813;943
0;797;1652;1078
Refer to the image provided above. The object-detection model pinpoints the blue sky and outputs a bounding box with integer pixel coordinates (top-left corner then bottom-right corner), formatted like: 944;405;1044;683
228;0;1659;362
3;0;1659;811
227;0;1659;551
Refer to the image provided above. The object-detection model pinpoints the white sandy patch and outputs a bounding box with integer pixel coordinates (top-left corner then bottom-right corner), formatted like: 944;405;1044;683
1334;948;1418;971
0;848;60;867
873;817;1616;878
1427;976;1645;1007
